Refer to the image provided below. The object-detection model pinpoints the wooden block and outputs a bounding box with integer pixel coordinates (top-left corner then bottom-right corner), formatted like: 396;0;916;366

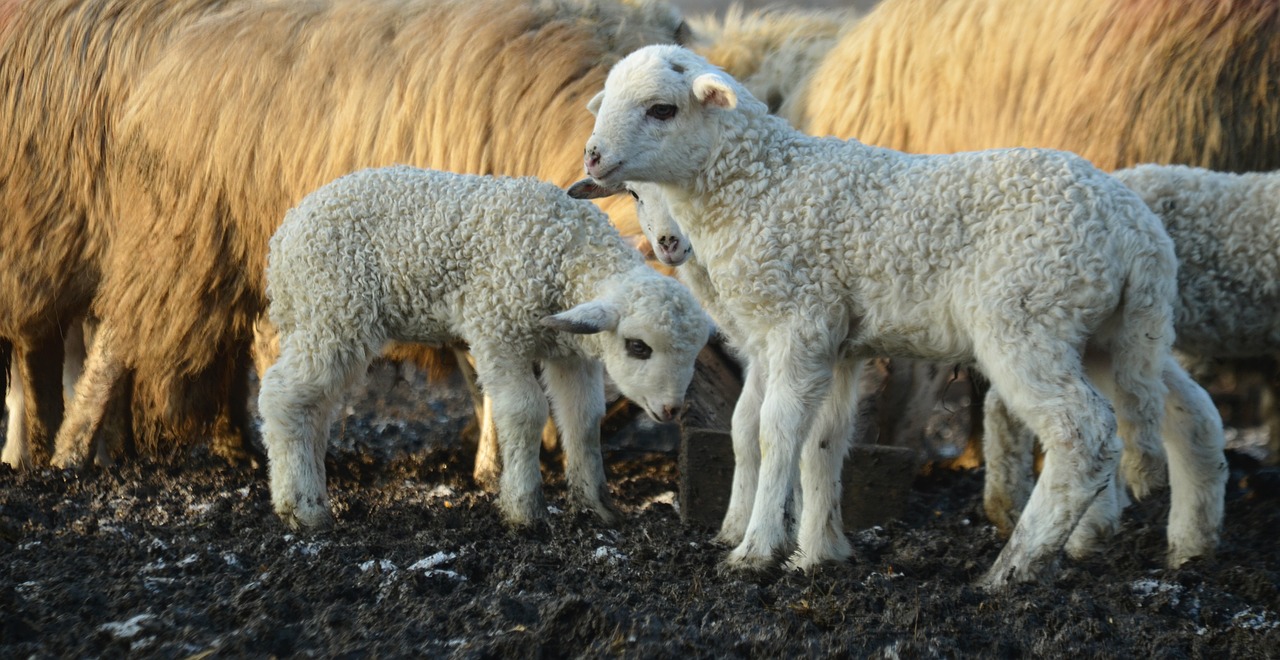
678;427;735;528
841;444;920;531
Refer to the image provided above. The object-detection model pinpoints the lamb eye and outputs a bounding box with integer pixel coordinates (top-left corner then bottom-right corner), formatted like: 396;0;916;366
646;104;677;120
625;338;653;360
628;189;639;200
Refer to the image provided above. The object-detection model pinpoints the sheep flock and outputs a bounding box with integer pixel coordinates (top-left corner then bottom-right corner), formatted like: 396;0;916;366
2;0;1278;598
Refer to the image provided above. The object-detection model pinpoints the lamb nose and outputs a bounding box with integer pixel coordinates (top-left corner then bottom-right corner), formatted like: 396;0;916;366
661;404;677;421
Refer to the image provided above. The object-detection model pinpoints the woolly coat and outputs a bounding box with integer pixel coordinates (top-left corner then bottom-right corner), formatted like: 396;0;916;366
1114;164;1280;357
267;167;705;366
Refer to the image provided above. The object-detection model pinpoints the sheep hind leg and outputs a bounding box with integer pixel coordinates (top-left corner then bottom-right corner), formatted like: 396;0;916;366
981;389;1037;538
457;350;502;493
715;358;765;547
978;345;1119;588
786;357;859;572
3;356;31;469
259;337;372;530
473;350;551;527
51;325;126;471
543;356;617;525
1159;357;1226;567
1060;354;1140;560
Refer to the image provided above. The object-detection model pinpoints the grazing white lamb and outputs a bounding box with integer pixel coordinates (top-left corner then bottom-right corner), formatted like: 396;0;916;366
985;164;1273;558
259;166;710;530
578;44;1224;586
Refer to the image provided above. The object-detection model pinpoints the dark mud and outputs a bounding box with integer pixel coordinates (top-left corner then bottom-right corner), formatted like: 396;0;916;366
2;364;1278;658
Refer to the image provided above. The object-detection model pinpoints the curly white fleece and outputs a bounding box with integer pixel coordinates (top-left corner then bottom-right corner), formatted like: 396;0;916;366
1114;164;1280;356
581;44;1225;586
259;166;708;531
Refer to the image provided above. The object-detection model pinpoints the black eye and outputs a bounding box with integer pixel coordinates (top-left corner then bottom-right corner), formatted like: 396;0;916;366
625;338;652;360
628;189;639;200
646;104;677;121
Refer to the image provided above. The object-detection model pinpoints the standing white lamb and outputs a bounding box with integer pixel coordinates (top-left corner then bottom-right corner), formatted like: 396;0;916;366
259;166;710;530
577;44;1224;586
984;164;1272;555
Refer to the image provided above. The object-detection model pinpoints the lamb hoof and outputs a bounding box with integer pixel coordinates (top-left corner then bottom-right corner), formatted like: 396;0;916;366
472;464;502;494
1167;539;1216;569
725;543;782;573
714;519;749;547
499;491;549;528
979;554;1057;590
983;493;1020;539
276;498;334;530
1121;451;1168;500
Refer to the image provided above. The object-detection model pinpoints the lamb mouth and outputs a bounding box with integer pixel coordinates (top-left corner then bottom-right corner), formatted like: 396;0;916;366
593;162;623;183
644;406;665;423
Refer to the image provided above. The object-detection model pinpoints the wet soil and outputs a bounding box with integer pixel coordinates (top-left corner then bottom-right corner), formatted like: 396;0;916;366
2;363;1278;658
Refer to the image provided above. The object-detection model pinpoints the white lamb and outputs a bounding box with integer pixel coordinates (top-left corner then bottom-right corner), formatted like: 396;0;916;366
577;44;1224;586
259;166;710;530
984;164;1273;552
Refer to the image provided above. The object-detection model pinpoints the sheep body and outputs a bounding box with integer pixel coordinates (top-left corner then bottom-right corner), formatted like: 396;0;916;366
0;0;233;468
580;45;1225;586
986;164;1276;547
261;166;708;529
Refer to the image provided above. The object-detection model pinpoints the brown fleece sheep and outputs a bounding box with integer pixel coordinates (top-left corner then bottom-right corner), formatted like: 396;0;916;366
789;0;1280;460
51;0;690;469
0;0;236;468
794;0;1280;171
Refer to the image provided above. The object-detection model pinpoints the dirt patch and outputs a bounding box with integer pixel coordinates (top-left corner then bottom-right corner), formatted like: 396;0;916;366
2;365;1278;657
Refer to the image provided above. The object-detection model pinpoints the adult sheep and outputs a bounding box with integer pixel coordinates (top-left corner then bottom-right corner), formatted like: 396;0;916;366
787;0;1280;460
577;45;1224;586
984;164;1279;547
262;167;708;529
0;0;239;469
49;0;691;470
793;0;1280;171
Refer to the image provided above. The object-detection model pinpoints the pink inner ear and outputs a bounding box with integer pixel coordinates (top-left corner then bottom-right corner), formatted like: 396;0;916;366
694;76;736;110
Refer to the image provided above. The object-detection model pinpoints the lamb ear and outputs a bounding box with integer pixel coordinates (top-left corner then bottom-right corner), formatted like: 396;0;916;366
567;178;625;200
692;73;736;110
586;91;605;116
541;300;620;334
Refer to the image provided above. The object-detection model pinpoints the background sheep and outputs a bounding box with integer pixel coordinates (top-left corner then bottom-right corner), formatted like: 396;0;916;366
985;164;1280;546
688;4;853;116
785;0;1280;461
580;44;1224;586
0;0;238;469
48;0;691;471
261;167;708;529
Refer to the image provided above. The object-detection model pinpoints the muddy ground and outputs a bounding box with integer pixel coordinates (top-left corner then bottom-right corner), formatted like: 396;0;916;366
2;362;1278;658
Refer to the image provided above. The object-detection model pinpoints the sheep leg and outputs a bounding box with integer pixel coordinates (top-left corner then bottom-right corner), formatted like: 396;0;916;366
1056;354;1139;559
1159;358;1226;567
457;350;502;493
981;389;1037;538
2;358;29;469
786;357;859;571
8;335;67;467
259;336;371;530
542;356;617;525
51;325;128;471
474;352;551;527
979;346;1118;588
728;340;832;571
715;357;766;547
